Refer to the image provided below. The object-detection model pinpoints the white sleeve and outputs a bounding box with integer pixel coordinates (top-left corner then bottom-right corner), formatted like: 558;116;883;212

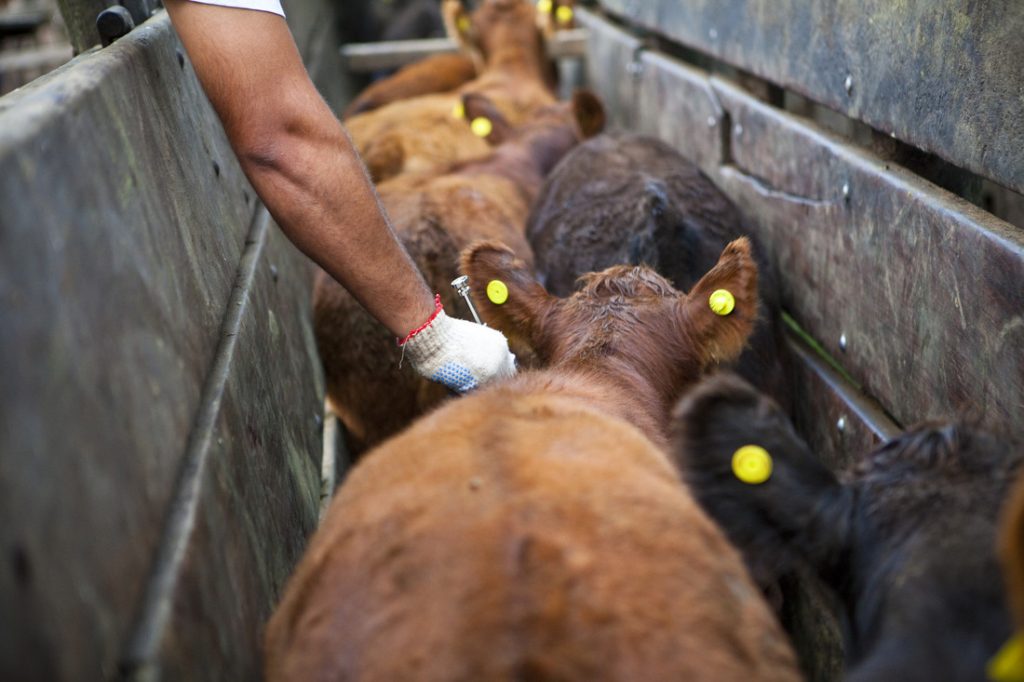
185;0;285;17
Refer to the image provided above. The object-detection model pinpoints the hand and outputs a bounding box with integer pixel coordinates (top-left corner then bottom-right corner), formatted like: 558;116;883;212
401;309;517;392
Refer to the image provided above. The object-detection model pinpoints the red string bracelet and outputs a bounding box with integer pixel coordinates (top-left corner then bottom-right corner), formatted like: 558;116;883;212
397;294;443;346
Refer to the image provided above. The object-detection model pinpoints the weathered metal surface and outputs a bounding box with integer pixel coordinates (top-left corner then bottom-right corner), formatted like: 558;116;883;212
577;9;643;132
55;0;107;53
714;77;1024;440
128;224;321;681
786;332;900;471
0;9;326;679
340;28;589;73
597;0;1024;196
585;12;1024;446
0;21;252;680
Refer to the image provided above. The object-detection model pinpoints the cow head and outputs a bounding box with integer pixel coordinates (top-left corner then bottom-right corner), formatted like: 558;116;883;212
461;238;758;416
673;373;1019;681
444;0;547;72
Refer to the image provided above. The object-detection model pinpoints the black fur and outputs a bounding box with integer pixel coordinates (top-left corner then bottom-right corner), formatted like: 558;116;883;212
674;373;1019;681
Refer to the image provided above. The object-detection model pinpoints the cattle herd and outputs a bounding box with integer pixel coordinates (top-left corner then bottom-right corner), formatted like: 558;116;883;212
266;1;1024;680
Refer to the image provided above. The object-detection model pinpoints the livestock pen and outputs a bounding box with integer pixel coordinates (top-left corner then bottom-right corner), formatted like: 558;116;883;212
1;0;1022;679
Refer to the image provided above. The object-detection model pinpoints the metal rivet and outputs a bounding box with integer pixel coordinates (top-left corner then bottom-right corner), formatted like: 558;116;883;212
839;333;848;351
96;5;135;46
836;416;847;433
842;182;850;201
734;123;743;136
707;116;717;128
844;74;853;95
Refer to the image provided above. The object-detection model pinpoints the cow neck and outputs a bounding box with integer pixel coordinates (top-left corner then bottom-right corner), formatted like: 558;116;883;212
481;40;549;82
547;363;678;451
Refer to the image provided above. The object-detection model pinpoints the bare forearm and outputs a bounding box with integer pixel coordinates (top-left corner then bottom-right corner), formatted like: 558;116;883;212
165;0;434;337
240;116;434;337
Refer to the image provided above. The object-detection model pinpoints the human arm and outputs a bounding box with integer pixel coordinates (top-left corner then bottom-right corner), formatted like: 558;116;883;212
163;1;515;390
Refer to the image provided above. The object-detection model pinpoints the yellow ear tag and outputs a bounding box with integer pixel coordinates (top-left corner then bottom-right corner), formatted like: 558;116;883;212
556;5;574;24
457;16;471;33
470;117;494;138
989;633;1024;682
709;289;736;316
452;101;465;119
536;0;553;14
732;445;773;485
487;280;509;305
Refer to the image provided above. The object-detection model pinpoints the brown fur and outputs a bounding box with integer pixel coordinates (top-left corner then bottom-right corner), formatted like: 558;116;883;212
266;240;800;682
314;93;605;455
343;54;479;120
1001;469;1024;629
341;0;578;119
345;0;557;183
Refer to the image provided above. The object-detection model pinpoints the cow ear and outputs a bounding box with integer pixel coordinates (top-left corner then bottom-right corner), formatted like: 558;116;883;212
677;237;759;369
460;92;514;145
460;241;558;357
672;373;853;587
443;0;484;68
571;89;606;139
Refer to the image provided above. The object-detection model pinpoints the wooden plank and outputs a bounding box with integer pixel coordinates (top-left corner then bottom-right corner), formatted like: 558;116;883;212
596;0;1024;196
341;28;588;73
584;14;1024;445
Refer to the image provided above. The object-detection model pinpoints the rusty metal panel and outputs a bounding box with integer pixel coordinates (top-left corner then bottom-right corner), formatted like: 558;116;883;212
598;0;1024;196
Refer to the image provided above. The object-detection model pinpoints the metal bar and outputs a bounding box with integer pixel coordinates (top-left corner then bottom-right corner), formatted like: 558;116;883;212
341;28;588;73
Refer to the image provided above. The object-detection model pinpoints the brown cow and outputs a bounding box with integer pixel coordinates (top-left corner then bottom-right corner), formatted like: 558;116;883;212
315;91;605;455
345;0;557;182
341;0;579;119
266;239;801;682
674;373;1020;682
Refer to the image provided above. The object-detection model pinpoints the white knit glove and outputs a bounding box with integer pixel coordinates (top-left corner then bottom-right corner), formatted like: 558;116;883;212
401;308;517;393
